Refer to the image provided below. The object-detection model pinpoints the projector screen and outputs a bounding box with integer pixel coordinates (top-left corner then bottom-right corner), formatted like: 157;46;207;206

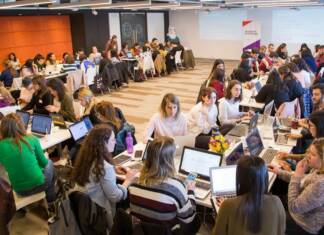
272;8;324;44
199;10;247;40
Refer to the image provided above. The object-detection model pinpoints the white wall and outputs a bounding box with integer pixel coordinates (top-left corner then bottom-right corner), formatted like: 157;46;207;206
109;13;122;49
147;13;165;42
170;7;324;60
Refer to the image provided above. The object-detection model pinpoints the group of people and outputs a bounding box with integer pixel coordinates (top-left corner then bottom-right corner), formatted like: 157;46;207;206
0;41;324;235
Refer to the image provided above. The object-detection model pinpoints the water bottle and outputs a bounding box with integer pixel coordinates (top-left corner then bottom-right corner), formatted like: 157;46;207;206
125;132;134;154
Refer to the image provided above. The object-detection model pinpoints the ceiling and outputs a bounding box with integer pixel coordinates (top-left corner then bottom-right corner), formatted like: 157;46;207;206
0;0;323;11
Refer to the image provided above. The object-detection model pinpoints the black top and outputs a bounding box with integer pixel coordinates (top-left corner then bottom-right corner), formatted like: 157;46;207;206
231;68;253;83
22;89;53;115
255;84;290;109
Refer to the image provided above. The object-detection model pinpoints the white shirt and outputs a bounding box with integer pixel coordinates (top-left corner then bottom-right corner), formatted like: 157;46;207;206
188;102;218;134
293;70;311;88
144;112;187;142
218;98;243;125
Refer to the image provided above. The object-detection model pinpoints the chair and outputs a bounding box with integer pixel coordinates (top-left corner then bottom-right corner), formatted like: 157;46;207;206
66;69;88;94
141;52;155;78
14;191;47;211
276;98;301;119
174;50;183;70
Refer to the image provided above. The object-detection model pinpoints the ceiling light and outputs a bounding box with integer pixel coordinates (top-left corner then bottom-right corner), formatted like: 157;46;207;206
0;0;54;9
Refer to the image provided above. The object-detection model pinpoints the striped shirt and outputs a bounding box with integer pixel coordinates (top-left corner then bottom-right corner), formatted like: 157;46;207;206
128;177;196;226
62;63;77;73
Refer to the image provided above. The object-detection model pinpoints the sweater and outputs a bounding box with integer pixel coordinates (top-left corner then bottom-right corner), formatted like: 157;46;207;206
188;102;218;134
0;135;48;192
0;69;14;87
58;94;77;122
144;113;187;142
218;98;243;125
278;169;324;234
22;89;53;115
129;177;196;226
212;194;286;235
210;80;224;100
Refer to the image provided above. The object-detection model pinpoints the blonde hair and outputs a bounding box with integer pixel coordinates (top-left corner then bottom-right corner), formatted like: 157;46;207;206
78;87;94;105
311;138;324;174
159;93;181;119
139;137;176;186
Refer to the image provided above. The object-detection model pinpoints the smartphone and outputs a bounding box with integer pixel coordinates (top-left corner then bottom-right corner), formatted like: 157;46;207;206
185;172;197;185
134;150;143;159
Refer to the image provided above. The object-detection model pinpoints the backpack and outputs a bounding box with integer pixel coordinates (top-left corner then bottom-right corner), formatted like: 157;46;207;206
114;122;137;156
133;68;145;82
69;191;109;235
91;74;109;95
0;178;16;226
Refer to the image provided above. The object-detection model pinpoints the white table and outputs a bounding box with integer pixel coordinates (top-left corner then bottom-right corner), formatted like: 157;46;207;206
36;127;71;150
241;87;265;110
0;105;20;116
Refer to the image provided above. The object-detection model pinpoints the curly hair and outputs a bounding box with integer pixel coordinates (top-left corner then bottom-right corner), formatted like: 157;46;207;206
71;124;114;186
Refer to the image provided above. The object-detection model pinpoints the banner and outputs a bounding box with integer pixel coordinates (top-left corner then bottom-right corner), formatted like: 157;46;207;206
242;20;261;51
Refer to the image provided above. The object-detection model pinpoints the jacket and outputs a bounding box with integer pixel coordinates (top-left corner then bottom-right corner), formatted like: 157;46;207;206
102;62;121;88
59;94;77;122
66;69;87;94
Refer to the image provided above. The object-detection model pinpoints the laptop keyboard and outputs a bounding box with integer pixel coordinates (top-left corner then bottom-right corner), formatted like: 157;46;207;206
262;149;278;164
178;175;210;190
113;155;131;165
228;125;248;137
128;163;143;170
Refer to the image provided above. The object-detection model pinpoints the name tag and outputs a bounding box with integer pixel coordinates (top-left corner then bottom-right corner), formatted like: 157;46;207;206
39;99;43;104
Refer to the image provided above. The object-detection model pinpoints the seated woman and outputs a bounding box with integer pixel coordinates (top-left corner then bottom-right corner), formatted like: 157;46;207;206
129;137;200;234
62;54;78;73
33;54;46;73
0;60;15;88
8;52;21;72
71;124;137;229
144;93;187;142
255;69;290;110
276;43;288;61
19;77;34;107
22;75;53;115
119;42;129;58
218;80;252;125
77;87;97;116
0;85;15;108
231;59;255;83
0;114;56;204
46;52;57;66
46;78;76;122
213;156;286;235
20;59;36;78
269;138;324;235
131;42;141;57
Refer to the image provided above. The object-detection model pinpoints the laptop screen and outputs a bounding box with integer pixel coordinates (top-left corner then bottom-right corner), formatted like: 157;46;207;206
82;116;94;131
210;166;237;196
179;147;222;180
249;113;259;130
264;100;274;117
127;52;133;58
31;115;52;134
16;110;30;129
246;128;264;157
255;81;262;92
69;120;89;142
226;143;244;165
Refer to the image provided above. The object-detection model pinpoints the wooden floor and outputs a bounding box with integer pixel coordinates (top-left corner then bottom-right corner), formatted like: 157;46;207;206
9;59;239;235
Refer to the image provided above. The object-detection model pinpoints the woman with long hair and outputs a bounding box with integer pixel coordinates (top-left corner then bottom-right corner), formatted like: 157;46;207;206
71;124;137;229
8;52;21;71
46;52;57;66
129;137;200;234
269;138;324;235
213;156;286;235
276;43;288;60
46;78;76;122
0;114;56;204
22;75;53;115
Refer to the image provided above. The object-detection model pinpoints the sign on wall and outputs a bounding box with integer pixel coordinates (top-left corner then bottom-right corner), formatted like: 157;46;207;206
242;20;261;51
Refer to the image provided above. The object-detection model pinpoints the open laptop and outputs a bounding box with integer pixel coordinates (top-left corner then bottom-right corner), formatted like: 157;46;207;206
174;134;196;156
50;113;67;128
127;52;133;58
16;110;30;130
177;146;223;199
125;140;153;170
227;113;259;137
260;100;274;124
246;128;278;164
31;114;52;138
225;142;244;166
255;81;262;93
68;119;91;143
82;115;94;131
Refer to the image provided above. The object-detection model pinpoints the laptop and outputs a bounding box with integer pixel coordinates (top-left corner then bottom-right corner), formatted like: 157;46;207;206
124;140;153;170
177;146;223;199
246;128;278;164
127;52;133;58
68;119;90;143
174;134;196;156
16;110;30;129
225;142;244;165
255;81;262;93
31;114;52;138
260;100;274;124
82;115;94;131
50;113;67;128
227;113;259;137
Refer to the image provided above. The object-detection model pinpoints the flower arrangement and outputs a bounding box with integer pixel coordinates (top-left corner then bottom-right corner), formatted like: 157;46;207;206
209;130;230;155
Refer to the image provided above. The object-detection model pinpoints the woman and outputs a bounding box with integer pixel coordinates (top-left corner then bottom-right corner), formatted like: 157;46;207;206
71;124;137;229
144;93;187;142
276;43;288;60
62;54;77;73
300;44;317;74
8;52;21;71
33;54;46;72
105;35;118;59
129;137;200;234
22;75;52;115
131;42;141;57
213;156;286;235
19;77;34;107
20;59;36;78
0;114;56;204
78;87;97;115
255;69;290;109
218;80;252;125
46;52;57;66
231;59;254;83
0;60;15;88
0;85;15;108
119;42;129;58
46;78;76;122
269;138;324;235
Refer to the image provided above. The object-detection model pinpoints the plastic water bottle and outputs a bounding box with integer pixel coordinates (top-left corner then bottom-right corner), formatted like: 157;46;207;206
125;132;134;154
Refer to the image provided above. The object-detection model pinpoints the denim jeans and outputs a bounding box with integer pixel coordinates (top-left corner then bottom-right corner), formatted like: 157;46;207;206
17;160;56;203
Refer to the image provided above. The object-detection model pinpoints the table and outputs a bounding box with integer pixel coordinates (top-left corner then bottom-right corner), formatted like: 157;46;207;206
0;105;20;116
241;87;265;110
36;126;71;150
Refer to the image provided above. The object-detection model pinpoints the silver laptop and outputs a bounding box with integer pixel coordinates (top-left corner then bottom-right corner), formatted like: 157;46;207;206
227;113;259;137
210;165;237;197
178;146;223;199
127;140;152;170
246;128;278;164
31;114;52;138
174;134;196;156
68;119;91;143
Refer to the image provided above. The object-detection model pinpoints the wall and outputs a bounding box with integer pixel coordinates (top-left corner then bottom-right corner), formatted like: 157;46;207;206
0;15;73;69
170;7;324;60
